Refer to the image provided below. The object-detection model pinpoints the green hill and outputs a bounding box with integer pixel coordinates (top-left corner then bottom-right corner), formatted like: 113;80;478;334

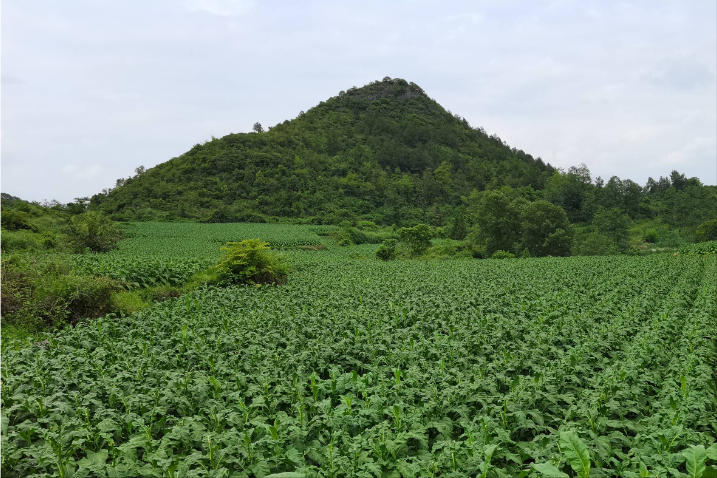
91;77;554;225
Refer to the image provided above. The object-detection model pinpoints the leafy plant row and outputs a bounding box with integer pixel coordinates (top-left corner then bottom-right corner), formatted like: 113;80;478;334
2;254;715;477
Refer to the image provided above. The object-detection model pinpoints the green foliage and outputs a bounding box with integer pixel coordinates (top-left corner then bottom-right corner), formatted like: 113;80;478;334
643;227;657;243
375;238;398;260
559;431;591;478
1;254;118;329
90;78;555;224
2;221;716;477
679;241;717;256
1;209;39;232
593;207;631;251
1;229;55;252
572;231;616;256
448;213;467;240
65;211;123;253
420;239;473;260
211;239;289;285
521;200;574;257
398;223;433;256
490;249;515;259
696;219;717;242
467;190;525;255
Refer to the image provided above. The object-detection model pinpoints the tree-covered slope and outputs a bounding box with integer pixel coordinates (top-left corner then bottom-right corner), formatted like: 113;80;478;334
91;78;554;224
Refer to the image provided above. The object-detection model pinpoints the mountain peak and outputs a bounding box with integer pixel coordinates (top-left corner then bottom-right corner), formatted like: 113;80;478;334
333;77;426;103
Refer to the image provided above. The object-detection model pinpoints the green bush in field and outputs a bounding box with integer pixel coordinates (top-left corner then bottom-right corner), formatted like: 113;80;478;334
491;250;516;259
398;223;433;256
211;239;289;285
375;239;398;260
65;211;123;253
1;254;118;329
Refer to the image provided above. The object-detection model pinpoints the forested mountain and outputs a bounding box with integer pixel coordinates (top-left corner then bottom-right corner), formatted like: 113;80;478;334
91;78;555;224
90;77;716;235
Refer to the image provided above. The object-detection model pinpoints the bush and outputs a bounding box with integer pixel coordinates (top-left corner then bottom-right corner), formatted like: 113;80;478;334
421;240;472;260
696;220;717;242
398;224;433;256
375;239;398;261
1;229;53;252
643;228;657;243
211;239;289;285
572;232;616;256
1;254;118;329
66;211;123;253
1;209;39;232
491;250;516;259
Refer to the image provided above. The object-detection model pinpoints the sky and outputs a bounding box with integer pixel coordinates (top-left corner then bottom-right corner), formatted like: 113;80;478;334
2;0;716;203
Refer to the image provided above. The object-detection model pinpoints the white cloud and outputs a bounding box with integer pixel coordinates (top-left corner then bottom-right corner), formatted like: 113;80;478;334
184;0;254;16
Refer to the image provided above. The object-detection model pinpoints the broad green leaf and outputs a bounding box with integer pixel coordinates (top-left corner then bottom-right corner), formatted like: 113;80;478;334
532;463;569;477
560;431;591;478
707;444;717;461
702;466;717;478
683;445;707;478
484;444;498;461
79;449;109;468
264;474;306;478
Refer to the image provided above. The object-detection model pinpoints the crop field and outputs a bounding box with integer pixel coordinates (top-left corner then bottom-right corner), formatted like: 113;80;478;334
73;222;335;288
2;224;716;477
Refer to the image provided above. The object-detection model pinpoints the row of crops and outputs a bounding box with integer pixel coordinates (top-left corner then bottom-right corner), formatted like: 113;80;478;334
3;237;716;477
72;222;335;288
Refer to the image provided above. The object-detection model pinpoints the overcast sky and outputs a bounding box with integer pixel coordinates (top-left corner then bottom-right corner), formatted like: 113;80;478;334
2;0;716;203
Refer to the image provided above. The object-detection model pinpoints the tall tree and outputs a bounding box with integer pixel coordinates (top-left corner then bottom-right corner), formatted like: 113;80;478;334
522;200;574;256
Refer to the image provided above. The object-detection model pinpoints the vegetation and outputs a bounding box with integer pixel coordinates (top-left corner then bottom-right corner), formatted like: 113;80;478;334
1;254;118;330
2;224;715;477
65;211;123;253
209;239;289;285
375;238;398;261
696;220;717;242
2;78;717;477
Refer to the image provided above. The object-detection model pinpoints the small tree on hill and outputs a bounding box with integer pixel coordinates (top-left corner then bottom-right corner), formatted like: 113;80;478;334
252;122;264;133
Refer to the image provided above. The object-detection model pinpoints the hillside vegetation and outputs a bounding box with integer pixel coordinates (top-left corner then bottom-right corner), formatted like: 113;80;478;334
90;78;555;224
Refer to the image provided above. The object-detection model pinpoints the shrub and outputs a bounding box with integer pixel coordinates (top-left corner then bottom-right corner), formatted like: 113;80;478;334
421;240;472;260
1;229;52;252
1;254;118;329
398;224;433;256
211;239;289;285
1;209;39;232
375;239;398;261
491;250;516;259
66;211;123;253
643;228;657;243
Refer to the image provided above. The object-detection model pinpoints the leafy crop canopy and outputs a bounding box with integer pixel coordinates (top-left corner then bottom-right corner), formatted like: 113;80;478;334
2;223;717;477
